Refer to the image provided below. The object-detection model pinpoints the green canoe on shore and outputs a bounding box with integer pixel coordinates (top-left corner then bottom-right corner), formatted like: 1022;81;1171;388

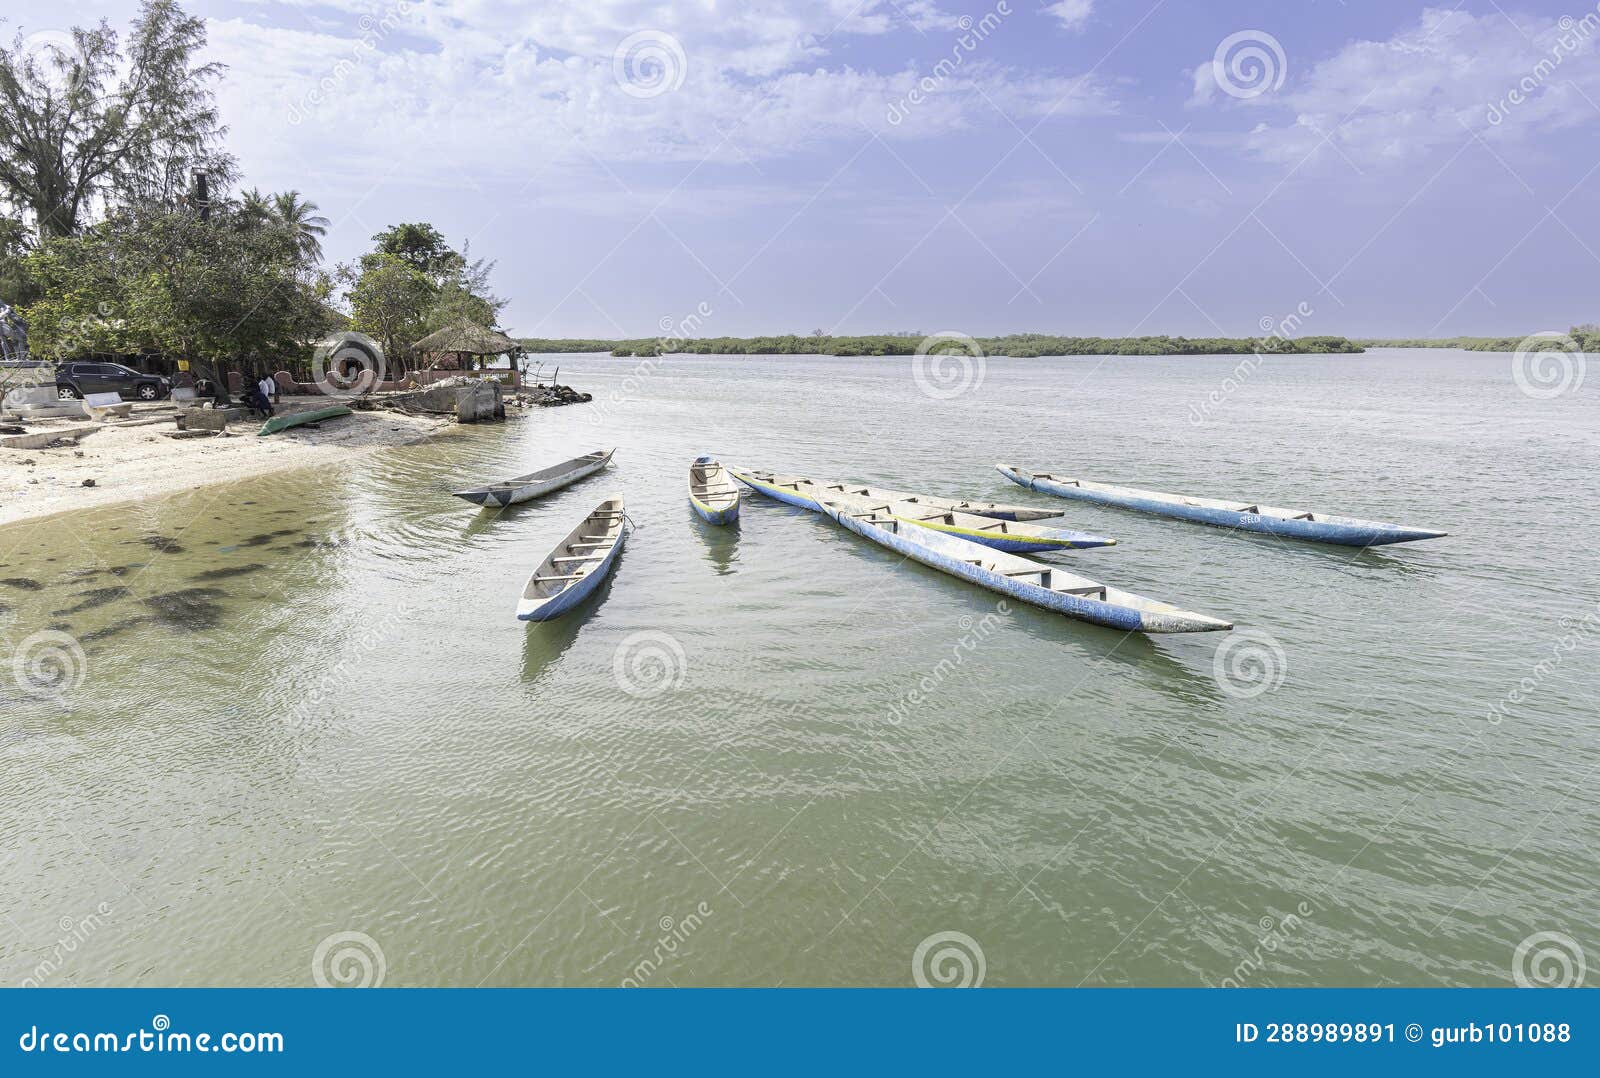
257;405;353;436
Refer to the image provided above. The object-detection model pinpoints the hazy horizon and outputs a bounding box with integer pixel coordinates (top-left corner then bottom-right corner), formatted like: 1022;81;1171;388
8;0;1595;339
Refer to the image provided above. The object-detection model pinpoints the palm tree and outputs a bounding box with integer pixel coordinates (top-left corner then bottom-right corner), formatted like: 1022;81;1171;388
270;190;329;265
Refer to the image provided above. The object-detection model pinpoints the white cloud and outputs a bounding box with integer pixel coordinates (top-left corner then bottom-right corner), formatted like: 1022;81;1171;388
1187;8;1600;166
206;0;1115;187
1043;1;1094;33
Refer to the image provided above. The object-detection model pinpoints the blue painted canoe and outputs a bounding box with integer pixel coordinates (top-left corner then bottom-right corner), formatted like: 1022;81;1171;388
688;456;740;525
727;466;1063;521
821;490;1114;553
820;501;1231;633
996;465;1447;548
516;496;628;621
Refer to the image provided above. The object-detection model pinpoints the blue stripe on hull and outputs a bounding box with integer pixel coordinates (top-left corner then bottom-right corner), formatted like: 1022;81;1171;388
518;531;627;622
691;499;740;525
831;511;1146;632
733;474;822;511
1001;470;1443;547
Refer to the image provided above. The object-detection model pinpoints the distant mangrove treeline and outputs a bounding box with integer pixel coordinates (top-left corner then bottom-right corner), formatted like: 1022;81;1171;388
1359;327;1597;352
519;334;1365;358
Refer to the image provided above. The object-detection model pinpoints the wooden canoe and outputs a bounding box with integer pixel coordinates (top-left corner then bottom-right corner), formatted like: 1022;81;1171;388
820;489;1113;553
455;448;615;508
688;456;740;525
996;465;1447;547
819;500;1232;633
728;466;1062;521
516;497;628;621
257;405;352;436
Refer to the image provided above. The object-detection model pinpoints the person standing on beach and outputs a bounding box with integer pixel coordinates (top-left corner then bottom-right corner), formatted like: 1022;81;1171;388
254;373;276;417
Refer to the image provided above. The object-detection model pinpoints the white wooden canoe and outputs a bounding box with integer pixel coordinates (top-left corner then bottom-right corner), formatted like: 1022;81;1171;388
516;497;628;621
688;456;740;525
820;500;1232;634
820;489;1113;552
728;466;1063;521
455;448;615;508
996;464;1447;547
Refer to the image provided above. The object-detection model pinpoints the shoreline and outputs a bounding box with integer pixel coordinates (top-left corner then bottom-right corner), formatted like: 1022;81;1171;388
0;405;455;530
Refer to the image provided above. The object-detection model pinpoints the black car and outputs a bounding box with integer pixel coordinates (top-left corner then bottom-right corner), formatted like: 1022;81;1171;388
55;361;171;401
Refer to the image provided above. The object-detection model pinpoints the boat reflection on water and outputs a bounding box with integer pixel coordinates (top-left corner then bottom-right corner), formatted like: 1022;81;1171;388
690;503;740;575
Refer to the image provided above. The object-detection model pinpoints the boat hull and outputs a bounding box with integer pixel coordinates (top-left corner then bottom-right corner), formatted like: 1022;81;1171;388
996;466;1446;547
456;450;613;508
689;456;741;525
728;467;1064;524
518;526;626;621
823;505;1228;633
690;499;740;525
257;405;352;436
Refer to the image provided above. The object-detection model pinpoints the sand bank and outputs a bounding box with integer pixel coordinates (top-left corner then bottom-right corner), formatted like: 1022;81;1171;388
0;403;453;529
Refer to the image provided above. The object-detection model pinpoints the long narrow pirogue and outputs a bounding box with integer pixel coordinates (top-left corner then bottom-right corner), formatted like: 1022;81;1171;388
728;466;1062;521
819;500;1232;633
455;448;614;508
821;489;1114;553
516;497;627;621
996;465;1447;547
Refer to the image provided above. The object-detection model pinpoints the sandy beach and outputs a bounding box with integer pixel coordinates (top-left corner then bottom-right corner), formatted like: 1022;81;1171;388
0;403;453;528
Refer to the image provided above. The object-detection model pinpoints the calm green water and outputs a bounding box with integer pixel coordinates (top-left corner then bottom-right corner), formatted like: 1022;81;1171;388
1;349;1595;987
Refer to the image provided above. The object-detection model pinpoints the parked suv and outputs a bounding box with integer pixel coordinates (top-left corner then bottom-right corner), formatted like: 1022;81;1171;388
55;361;171;401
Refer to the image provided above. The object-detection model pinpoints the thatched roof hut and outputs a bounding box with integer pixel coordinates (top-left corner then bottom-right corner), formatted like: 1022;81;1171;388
413;321;520;357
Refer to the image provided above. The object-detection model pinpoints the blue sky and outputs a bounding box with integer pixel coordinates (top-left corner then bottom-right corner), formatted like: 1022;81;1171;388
9;0;1598;337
